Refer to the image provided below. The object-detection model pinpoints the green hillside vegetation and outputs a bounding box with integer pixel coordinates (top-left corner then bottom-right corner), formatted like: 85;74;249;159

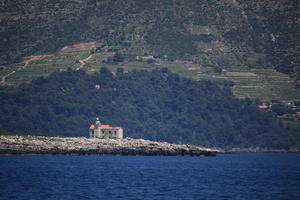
1;0;300;108
1;0;299;79
2;45;300;104
1;68;299;149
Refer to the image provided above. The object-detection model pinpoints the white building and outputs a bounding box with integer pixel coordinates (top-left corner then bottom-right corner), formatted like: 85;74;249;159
89;118;123;139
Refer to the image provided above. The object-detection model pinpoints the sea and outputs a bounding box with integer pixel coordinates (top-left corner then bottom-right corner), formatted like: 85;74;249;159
0;153;300;200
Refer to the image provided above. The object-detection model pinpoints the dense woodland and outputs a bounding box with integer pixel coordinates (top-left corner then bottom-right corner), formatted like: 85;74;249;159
1;68;299;149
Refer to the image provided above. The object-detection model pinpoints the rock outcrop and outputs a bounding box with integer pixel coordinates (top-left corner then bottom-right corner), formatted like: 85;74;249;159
0;135;222;156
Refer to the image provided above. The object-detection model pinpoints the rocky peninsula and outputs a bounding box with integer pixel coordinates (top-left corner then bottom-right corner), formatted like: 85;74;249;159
0;135;222;156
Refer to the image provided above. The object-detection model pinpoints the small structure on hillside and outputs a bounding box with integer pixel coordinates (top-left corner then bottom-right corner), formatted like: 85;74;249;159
258;105;268;109
89;118;123;139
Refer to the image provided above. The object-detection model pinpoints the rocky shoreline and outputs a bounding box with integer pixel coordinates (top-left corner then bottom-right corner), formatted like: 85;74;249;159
0;135;222;156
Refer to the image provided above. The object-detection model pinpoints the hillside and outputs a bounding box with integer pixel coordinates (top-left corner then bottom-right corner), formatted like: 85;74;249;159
1;0;299;80
2;43;300;103
1;68;299;149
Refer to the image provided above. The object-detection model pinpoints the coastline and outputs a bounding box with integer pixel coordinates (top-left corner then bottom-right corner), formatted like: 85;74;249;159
227;147;300;154
0;135;222;156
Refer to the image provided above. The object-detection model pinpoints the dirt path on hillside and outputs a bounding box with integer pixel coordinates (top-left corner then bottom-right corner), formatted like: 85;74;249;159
76;54;93;70
0;52;92;85
22;54;53;67
0;71;15;86
0;41;100;86
60;41;98;53
0;54;53;86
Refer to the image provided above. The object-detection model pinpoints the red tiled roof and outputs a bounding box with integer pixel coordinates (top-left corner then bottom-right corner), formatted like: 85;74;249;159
90;124;122;129
101;125;111;129
89;124;95;129
258;105;268;109
100;125;122;129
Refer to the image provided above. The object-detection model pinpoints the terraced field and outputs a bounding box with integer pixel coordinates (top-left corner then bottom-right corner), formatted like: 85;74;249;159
0;45;94;86
8;52;91;85
156;62;300;102
197;68;300;102
1;42;300;103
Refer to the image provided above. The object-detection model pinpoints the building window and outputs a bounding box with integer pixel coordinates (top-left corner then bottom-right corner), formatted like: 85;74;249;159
109;131;111;134
114;131;117;134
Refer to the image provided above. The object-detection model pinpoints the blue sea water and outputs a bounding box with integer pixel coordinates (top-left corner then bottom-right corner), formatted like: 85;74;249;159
0;153;300;200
